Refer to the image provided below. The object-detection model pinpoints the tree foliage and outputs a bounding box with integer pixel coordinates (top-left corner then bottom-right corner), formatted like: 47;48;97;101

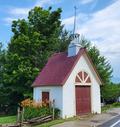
0;42;9;113
0;42;6;86
101;83;120;103
1;7;71;113
5;7;63;93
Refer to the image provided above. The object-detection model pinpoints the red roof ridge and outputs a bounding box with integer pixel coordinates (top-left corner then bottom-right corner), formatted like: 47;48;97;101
52;51;66;56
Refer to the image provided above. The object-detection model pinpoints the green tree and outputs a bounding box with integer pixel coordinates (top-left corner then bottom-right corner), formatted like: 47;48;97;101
0;42;5;86
101;83;120;103
3;7;69;112
0;42;9;113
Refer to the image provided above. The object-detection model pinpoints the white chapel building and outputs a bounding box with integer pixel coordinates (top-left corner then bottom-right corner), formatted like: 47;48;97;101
32;34;102;118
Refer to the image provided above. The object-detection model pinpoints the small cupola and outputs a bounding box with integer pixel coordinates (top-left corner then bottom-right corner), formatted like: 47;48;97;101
68;34;82;57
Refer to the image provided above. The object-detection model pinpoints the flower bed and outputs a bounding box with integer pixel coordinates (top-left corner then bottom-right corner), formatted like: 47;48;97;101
21;99;60;120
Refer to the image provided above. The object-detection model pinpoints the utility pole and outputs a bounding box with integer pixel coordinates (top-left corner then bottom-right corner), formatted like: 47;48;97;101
73;6;77;34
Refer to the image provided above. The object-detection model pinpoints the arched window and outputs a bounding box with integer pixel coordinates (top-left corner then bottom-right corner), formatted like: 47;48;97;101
75;71;91;85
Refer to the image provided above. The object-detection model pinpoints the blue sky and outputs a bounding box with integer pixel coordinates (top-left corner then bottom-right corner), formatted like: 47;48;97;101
0;0;120;83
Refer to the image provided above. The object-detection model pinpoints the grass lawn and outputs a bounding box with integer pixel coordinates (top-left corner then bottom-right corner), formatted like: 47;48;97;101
102;102;120;112
0;115;16;124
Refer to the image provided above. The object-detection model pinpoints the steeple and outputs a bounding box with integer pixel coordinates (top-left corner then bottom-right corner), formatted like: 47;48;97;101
68;6;82;57
68;34;82;57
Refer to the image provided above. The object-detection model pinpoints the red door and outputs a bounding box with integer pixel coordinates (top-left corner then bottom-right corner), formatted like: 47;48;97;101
42;92;49;102
75;86;91;115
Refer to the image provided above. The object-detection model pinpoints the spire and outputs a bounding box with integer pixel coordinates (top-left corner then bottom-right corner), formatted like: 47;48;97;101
68;6;82;57
73;6;77;34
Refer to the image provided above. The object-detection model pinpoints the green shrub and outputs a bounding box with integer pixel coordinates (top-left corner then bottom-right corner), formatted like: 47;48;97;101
112;102;120;107
54;108;60;119
24;106;60;120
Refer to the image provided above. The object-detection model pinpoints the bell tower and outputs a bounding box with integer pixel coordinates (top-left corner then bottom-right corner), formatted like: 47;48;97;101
68;34;82;57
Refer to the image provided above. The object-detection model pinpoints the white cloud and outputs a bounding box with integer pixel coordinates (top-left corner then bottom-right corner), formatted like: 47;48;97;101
4;8;30;24
63;0;120;78
62;16;74;26
3;17;17;25
4;0;60;25
35;0;60;6
79;0;94;4
78;0;120;56
9;8;30;16
62;13;90;30
8;0;60;16
35;0;52;6
80;0;120;78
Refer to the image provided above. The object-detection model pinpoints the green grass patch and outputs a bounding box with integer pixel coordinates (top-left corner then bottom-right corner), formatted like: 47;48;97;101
35;117;77;127
0;115;16;124
102;102;120;113
112;102;120;107
102;104;112;112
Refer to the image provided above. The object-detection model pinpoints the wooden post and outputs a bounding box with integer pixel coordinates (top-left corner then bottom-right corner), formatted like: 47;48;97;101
21;107;24;123
17;107;20;123
52;99;55;120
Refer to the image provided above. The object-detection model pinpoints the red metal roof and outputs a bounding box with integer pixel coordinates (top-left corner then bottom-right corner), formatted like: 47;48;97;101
32;48;85;87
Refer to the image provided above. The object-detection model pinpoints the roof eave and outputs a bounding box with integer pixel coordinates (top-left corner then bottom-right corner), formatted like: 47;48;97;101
32;84;63;87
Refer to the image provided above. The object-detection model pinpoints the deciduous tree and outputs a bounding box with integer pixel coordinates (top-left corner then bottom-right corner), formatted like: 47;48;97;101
2;7;69;113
